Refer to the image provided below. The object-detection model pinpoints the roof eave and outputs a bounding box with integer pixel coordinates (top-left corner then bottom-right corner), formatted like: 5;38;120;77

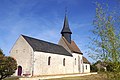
72;51;83;55
34;50;73;57
83;62;91;64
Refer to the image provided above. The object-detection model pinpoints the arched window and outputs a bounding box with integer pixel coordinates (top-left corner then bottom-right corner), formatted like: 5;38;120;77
63;58;65;66
86;65;87;69
48;56;51;65
75;58;76;65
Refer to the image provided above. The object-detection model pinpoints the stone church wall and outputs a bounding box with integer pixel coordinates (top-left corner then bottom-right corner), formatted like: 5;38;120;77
72;53;83;73
10;35;90;77
10;35;33;76
33;51;73;76
83;63;90;73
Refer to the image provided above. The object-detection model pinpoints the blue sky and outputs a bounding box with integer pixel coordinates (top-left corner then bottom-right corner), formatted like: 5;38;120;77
0;0;118;63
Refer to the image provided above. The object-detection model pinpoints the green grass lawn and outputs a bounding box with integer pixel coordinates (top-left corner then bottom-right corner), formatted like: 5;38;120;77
47;74;107;80
3;76;19;80
4;73;107;80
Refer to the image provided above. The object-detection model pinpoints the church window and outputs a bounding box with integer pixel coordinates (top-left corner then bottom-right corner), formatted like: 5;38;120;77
48;56;51;65
86;65;87;69
63;58;65;66
75;58;76;65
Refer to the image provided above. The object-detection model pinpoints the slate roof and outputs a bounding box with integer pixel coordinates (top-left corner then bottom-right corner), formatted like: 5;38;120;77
62;37;83;55
22;35;72;57
61;15;72;34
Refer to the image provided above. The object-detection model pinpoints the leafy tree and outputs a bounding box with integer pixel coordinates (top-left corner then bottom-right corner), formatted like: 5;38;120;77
90;64;98;72
0;49;4;56
89;2;120;80
91;60;106;72
0;49;17;80
90;3;120;62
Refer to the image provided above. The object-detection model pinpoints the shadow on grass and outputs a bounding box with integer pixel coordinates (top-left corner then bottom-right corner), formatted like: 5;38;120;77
3;76;20;80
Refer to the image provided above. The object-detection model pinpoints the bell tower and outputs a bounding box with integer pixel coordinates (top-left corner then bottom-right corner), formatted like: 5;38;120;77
61;15;72;43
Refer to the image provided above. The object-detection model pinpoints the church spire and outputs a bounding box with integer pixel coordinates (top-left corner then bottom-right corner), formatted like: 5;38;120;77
61;14;72;43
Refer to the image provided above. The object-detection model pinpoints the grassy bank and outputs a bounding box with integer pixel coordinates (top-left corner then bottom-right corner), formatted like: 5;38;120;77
4;76;19;80
4;73;108;80
48;73;107;80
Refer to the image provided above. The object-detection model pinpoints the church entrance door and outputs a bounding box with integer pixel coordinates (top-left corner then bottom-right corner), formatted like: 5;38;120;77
18;66;22;76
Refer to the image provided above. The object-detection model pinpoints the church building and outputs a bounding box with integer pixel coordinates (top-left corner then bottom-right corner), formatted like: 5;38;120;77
10;15;90;77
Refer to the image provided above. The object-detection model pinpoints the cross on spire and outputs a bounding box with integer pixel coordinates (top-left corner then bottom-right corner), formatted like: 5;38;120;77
65;7;68;15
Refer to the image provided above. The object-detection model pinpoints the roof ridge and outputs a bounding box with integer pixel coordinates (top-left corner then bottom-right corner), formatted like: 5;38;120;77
21;35;72;57
22;35;61;46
